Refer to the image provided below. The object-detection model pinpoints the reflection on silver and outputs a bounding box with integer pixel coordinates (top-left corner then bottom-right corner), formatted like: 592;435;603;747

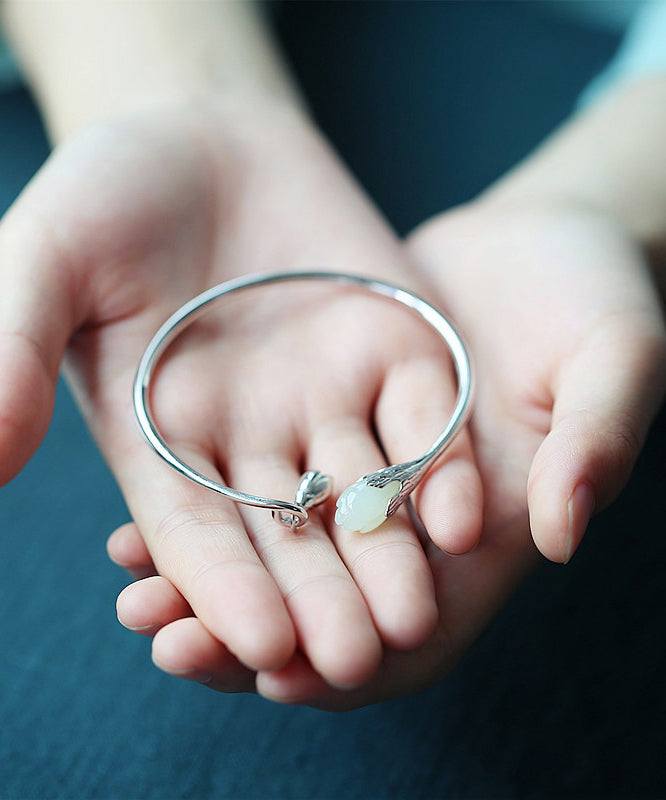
134;271;473;531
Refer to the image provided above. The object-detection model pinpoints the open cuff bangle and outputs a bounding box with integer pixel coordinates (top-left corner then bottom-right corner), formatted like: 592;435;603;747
133;271;473;533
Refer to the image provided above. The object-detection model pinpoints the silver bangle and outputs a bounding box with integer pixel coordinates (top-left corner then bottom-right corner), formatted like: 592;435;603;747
134;271;473;533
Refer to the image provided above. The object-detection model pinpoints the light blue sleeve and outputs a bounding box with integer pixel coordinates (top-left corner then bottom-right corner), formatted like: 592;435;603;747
0;18;22;91
580;0;666;105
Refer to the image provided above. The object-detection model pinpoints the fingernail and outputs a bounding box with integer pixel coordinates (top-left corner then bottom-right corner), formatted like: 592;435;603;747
116;611;157;632
565;483;595;564
122;622;157;632
153;660;213;684
176;670;213;685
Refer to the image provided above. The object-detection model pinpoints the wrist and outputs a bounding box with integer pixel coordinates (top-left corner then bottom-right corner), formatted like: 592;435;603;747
2;0;304;144
479;77;666;269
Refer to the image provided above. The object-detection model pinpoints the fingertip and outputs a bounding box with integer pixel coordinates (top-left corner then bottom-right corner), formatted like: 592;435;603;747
151;617;225;676
380;588;439;652
564;482;596;564
257;652;383;711
528;416;601;563
417;458;483;555
527;466;567;564
116;575;191;634
527;440;597;563
321;636;383;690
256;650;379;707
107;521;155;577
232;627;297;674
116;583;157;635
230;606;298;674
0;334;56;485
528;480;595;564
150;617;257;693
256;652;327;705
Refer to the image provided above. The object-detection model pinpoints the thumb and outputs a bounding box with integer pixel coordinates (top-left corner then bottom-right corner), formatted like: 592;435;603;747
0;205;79;484
527;316;666;563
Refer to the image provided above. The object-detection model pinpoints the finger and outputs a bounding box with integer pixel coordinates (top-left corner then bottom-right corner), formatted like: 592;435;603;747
257;650;388;709
152;617;256;693
528;319;666;562
107;522;157;579
257;640;442;711
375;354;483;555
256;650;333;706
258;540;541;710
307;411;439;652
103;432;298;673
0;207;79;484
226;445;383;689
116;575;191;636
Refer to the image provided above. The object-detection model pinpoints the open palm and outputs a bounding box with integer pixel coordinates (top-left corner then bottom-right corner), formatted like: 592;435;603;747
112;195;665;709
0;100;484;696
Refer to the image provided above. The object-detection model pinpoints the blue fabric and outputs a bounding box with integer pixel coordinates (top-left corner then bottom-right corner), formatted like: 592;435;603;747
1;4;665;798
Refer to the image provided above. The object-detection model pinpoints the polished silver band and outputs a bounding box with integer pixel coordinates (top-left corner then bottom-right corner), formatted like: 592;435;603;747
133;271;473;531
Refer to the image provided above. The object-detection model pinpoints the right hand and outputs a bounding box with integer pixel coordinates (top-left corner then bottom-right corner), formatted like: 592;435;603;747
0;98;483;694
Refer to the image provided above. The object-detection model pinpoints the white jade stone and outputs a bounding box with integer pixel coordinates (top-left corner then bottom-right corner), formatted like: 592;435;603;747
334;479;401;533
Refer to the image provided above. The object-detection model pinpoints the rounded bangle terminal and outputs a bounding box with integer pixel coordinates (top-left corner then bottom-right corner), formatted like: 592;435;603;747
134;271;473;532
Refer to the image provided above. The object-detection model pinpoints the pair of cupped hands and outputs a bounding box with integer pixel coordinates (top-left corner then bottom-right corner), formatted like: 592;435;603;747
1;99;664;710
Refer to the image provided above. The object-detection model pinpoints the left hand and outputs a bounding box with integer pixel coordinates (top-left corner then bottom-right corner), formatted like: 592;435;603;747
110;197;666;709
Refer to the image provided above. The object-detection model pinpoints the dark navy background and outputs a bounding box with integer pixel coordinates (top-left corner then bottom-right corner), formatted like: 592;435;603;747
1;3;664;798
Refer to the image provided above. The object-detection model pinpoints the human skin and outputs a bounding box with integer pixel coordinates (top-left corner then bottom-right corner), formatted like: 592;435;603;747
2;2;665;708
108;80;666;709
0;1;482;691
110;190;666;710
